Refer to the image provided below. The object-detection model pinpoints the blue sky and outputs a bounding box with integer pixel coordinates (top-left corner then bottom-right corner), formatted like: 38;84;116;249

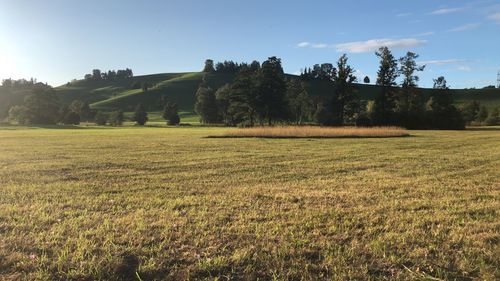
1;0;499;88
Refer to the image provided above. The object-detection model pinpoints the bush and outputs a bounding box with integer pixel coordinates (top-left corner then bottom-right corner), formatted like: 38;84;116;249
8;105;30;124
61;111;80;125
167;114;180;125
94;111;108;125
109;110;124;126
484;108;499;126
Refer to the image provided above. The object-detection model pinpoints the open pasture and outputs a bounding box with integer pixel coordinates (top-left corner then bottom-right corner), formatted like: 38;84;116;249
0;126;499;280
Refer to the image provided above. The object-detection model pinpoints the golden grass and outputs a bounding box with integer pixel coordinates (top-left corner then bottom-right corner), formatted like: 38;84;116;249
0;126;498;280
210;126;410;138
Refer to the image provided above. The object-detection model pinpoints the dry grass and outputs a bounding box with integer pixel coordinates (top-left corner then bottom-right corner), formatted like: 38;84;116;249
210;126;410;138
0;126;499;280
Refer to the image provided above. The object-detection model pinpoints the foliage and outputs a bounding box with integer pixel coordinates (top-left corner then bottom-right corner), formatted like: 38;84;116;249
132;103;148;125
301;63;336;81
286;79;313;125
461;101;480;124
425;76;465;129
216;71;258;126
94;111;108;125
8;105;30;124
255;56;289;125
162;102;180;125
22;85;60;124
61;111;80;125
203;59;216;73
374;47;399;125
195;84;221;124
109;110;124;126
314;103;334;126
84;68;133;80
484;107;499;125
332;54;358;125
476;106;488;122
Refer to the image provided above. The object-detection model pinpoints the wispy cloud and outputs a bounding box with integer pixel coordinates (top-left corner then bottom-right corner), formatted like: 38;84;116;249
296;42;311;48
419;59;466;65
296;42;331;49
414;31;435;37
429;7;465;15
335;38;426;53
487;12;500;23
448;23;481;32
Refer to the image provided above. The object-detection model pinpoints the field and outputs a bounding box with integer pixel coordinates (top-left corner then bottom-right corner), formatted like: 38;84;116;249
0;126;499;280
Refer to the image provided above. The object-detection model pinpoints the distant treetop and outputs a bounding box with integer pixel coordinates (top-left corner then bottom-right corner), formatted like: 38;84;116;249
84;68;133;81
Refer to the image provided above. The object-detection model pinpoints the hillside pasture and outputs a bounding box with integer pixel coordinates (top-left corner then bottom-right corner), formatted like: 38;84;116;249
52;72;500;113
0;126;499;280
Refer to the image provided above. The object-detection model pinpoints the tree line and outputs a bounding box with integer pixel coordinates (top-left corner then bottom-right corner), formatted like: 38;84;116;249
196;48;499;129
84;68;133;81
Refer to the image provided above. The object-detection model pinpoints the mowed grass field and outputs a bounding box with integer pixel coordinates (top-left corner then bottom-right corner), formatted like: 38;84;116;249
0;126;499;280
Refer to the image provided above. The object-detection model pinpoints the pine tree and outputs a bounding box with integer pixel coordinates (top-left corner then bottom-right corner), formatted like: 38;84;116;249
398;52;426;128
332;54;358;125
286;79;313;125
162;102;180;125
132;103;148;125
374;47;399;125
255;56;288;125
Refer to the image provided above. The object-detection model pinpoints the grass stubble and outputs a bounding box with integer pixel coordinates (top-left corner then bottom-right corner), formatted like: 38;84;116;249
0;126;499;280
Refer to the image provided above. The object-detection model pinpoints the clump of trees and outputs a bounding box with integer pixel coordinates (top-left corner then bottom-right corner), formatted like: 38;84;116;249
84;68;133;81
201;49;472;129
461;100;499;125
197;57;314;127
8;84;60;124
203;59;261;74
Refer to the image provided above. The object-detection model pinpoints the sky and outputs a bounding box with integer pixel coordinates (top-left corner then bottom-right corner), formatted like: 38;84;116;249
0;0;499;88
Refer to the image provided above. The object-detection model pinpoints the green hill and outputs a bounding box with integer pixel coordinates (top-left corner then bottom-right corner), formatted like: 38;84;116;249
2;72;498;120
55;72;500;112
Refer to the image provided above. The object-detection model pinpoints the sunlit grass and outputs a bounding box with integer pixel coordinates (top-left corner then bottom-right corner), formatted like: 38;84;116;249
0;126;498;280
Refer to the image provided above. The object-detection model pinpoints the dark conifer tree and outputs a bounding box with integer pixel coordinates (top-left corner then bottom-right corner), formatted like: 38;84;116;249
374;47;399;125
132;103;148;125
332;54;358;125
255;56;288;125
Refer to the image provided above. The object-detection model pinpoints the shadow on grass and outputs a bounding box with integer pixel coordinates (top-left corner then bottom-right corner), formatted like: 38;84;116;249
206;135;412;139
465;126;500;131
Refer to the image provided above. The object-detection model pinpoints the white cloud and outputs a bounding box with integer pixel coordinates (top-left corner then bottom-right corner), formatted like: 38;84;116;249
419;59;466;65
429;7;464;15
335;38;427;53
448;23;481;32
487;12;500;23
414;31;435;37
296;42;311;48
296;42;331;49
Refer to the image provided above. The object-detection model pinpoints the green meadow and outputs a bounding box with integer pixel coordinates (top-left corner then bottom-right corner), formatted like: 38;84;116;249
1;126;499;280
